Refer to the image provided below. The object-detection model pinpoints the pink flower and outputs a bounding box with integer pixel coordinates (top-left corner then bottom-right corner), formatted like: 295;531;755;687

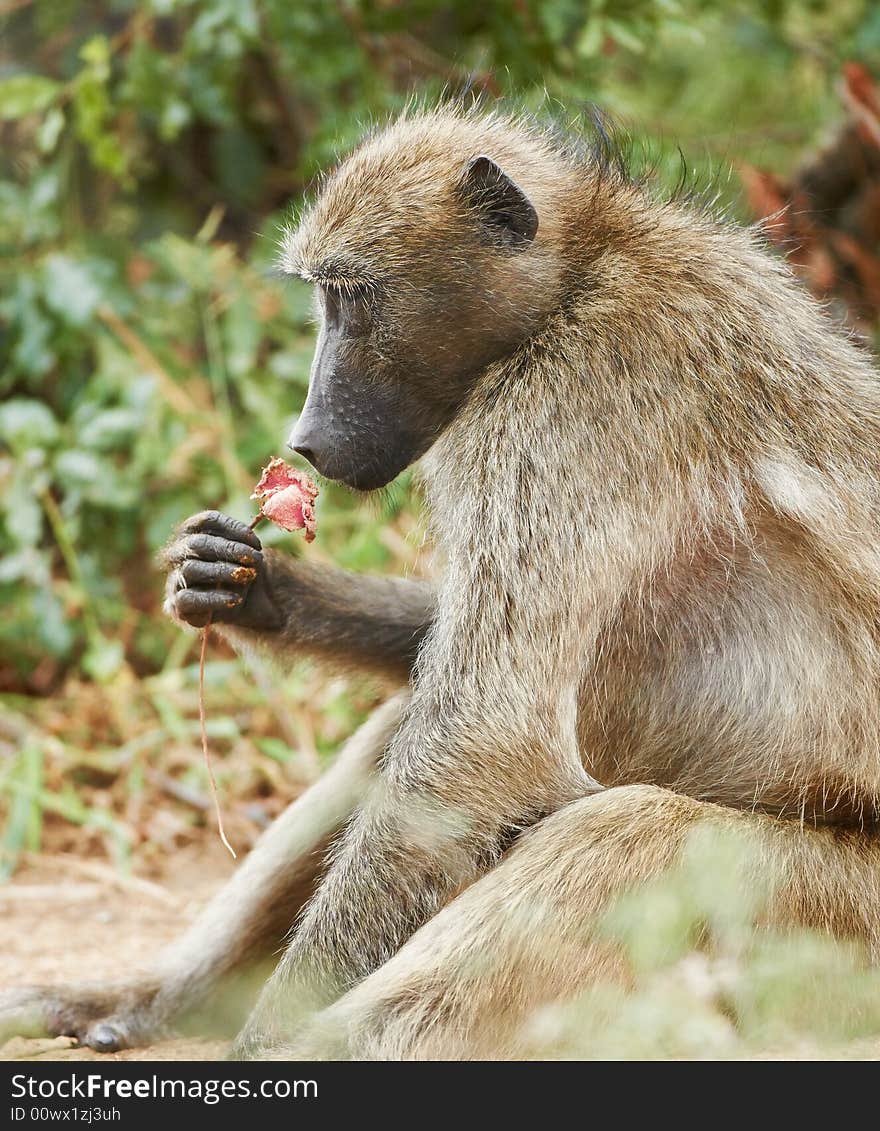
251;458;318;542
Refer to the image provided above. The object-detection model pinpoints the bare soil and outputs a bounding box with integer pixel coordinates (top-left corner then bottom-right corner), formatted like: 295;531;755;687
0;847;236;1061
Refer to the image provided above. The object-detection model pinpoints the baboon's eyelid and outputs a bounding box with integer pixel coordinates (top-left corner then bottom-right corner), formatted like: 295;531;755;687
298;267;378;295
323;279;374;298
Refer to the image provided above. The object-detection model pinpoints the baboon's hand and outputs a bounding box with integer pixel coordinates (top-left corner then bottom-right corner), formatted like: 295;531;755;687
0;984;161;1052
163;511;284;632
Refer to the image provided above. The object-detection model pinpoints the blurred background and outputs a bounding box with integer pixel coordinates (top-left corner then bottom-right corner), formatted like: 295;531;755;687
4;0;880;1059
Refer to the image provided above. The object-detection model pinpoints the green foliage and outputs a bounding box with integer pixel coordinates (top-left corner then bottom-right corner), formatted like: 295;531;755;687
0;75;60;120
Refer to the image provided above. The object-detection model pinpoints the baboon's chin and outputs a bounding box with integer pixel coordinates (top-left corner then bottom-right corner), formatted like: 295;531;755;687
293;446;410;493
331;436;431;492
333;463;407;493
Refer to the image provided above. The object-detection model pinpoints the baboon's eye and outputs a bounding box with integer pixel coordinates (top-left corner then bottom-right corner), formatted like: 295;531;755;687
320;283;372;338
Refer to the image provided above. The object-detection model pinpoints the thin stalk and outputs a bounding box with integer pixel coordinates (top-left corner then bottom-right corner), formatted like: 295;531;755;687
40;489;102;646
198;513;264;860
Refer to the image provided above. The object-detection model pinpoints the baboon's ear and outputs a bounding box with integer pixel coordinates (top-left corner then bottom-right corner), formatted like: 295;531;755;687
458;155;538;250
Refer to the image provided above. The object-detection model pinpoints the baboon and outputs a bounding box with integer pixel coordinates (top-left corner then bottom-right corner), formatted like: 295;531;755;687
6;104;880;1059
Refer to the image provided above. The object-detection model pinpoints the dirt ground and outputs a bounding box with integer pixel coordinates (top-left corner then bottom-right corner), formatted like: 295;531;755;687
0;847;236;1061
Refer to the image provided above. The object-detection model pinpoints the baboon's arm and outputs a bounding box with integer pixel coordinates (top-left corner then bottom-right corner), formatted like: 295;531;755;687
163;511;435;682
221;552;435;682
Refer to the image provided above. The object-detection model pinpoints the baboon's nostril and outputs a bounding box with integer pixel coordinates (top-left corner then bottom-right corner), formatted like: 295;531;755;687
287;419;323;473
291;443;317;470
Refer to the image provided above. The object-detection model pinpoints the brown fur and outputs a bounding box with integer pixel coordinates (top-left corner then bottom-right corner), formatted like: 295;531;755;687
5;104;880;1059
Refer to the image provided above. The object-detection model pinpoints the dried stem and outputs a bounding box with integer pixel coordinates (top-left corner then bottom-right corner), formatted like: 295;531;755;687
198;511;264;860
199;618;236;859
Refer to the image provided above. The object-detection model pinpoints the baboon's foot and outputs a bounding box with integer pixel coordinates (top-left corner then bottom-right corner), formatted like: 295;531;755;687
0;983;163;1052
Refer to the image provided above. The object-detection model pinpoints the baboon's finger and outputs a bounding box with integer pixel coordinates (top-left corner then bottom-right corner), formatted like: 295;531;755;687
165;533;262;568
172;588;244;627
178;559;257;589
179;510;262;550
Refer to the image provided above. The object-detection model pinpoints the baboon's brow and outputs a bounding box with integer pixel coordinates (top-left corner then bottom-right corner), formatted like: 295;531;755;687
300;266;378;295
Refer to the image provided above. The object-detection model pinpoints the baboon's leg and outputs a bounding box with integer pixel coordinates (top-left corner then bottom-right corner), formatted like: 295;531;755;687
0;693;408;1052
276;784;880;1060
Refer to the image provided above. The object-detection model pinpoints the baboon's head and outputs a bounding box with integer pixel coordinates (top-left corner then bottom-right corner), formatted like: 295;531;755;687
281;110;569;490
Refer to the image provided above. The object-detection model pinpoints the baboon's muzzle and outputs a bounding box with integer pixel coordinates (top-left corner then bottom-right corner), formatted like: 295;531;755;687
288;380;424;491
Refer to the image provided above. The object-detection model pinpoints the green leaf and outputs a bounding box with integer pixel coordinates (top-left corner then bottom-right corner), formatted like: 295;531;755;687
54;448;106;487
0;746;44;878
577;18;605;58
0;550;36;584
159;99;191;141
42;254;102;326
0;75;60;120
37;106;65;153
0;399;59;449
223;291;260;377
255;736;293;764
30;587;74;656
606;18;646;54
74;408;141;451
1;469;46;549
79;35;111;72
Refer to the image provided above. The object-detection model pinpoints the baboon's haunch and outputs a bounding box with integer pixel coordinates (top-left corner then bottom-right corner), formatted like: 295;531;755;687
6;105;880;1059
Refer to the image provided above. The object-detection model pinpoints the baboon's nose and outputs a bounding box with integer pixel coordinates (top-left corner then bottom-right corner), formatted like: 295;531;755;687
288;420;324;474
290;440;317;468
